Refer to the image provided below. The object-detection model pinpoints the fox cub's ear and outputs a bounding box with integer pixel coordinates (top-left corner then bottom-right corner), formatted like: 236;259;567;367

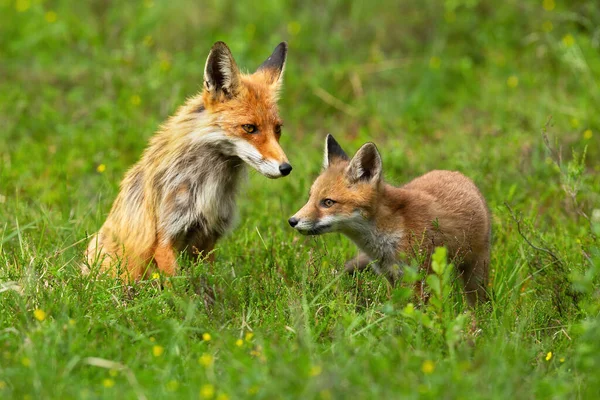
324;134;349;168
257;42;288;86
204;41;241;99
346;143;382;184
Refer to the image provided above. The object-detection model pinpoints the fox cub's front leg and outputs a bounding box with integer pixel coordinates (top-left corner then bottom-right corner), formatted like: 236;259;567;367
344;252;374;273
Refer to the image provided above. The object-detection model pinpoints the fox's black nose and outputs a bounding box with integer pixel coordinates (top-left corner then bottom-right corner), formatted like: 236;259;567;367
288;217;299;228
279;163;293;176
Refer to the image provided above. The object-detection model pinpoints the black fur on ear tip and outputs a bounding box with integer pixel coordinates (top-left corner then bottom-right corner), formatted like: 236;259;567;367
210;41;230;52
275;41;288;55
326;134;349;161
258;42;288;72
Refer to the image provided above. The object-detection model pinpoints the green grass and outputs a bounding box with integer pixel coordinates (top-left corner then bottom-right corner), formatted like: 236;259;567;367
2;0;600;398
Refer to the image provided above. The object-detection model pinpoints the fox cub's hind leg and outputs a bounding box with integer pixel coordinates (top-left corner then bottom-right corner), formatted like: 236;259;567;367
460;254;489;306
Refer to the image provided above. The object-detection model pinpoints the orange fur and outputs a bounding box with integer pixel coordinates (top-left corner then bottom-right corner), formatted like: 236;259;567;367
290;135;491;305
85;42;291;281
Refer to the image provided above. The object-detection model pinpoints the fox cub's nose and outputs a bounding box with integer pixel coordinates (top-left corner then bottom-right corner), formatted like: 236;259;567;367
279;163;293;176
288;217;299;227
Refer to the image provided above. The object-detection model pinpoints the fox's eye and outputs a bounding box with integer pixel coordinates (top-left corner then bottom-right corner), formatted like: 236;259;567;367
320;198;336;208
242;124;257;134
274;125;282;135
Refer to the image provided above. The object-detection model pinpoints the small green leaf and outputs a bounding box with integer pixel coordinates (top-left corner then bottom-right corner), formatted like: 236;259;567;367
432;247;447;275
426;274;441;297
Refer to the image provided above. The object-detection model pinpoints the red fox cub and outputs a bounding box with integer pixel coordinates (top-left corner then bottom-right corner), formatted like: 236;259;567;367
86;41;292;281
289;135;491;304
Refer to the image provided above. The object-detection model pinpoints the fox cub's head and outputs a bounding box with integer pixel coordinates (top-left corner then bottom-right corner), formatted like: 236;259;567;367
202;41;291;179
289;135;383;235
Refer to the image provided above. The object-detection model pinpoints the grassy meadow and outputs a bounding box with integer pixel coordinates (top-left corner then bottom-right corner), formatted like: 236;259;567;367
1;0;600;398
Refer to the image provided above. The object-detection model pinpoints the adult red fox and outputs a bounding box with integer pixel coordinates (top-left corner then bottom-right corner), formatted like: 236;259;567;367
86;41;292;281
289;135;491;304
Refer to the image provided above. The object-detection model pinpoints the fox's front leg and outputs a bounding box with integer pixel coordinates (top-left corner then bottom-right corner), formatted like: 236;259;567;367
344;252;374;273
153;241;178;276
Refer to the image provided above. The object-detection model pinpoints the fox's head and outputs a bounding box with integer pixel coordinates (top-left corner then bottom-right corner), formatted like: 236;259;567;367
200;41;291;179
289;134;383;235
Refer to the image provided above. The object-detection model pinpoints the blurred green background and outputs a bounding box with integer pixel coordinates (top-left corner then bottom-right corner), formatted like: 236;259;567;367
1;0;600;398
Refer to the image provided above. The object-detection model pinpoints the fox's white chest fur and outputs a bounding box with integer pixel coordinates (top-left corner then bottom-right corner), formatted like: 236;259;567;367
344;219;403;275
155;136;247;244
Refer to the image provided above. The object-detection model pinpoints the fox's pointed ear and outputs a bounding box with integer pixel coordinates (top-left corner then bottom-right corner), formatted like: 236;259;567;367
324;134;349;168
257;42;287;86
204;41;241;99
346;143;382;184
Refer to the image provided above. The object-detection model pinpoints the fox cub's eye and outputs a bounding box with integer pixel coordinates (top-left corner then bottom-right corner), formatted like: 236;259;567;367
320;199;336;208
274;125;282;135
242;124;257;134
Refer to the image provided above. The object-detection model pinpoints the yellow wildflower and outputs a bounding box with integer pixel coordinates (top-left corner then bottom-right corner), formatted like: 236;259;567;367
69;319;76;326
21;357;31;367
583;129;592;140
202;333;212;342
250;345;262;358
159;59;171;72
421;360;435;374
560;357;565;363
152;345;164;357
287;21;301;36
151;272;160;280
200;384;215;399
545;351;552;361
310;365;322;377
103;378;115;388
96;164;106;173
45;11;58;23
130;95;141;106
199;353;214;367
15;0;30;12
235;339;243;347
33;309;46;321
562;34;575;47
542;21;553;32
570;118;580;128
543;0;555;11
244;332;254;342
507;75;519;88
429;56;441;70
216;393;229;400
